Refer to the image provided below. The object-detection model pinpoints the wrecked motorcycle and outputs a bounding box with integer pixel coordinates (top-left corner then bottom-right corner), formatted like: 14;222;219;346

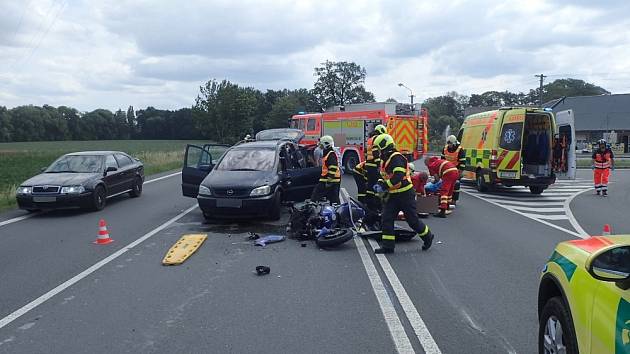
287;201;358;248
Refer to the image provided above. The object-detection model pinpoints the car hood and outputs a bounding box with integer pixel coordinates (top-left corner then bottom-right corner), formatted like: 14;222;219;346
202;170;277;189
22;173;100;186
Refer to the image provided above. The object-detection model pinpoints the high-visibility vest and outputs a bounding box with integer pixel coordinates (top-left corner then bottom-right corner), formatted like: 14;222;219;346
443;145;460;163
320;151;341;183
383;152;413;193
593;150;612;169
353;161;367;180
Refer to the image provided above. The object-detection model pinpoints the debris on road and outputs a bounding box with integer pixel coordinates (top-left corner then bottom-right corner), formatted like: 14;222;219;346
254;235;285;247
248;232;260;240
162;234;207;265
301;243;307;247
255;265;271;275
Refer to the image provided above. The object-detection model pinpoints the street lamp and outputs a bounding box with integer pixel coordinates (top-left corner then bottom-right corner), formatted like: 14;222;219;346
398;82;415;114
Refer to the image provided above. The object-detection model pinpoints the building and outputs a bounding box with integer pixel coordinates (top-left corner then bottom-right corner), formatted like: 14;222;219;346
544;93;630;153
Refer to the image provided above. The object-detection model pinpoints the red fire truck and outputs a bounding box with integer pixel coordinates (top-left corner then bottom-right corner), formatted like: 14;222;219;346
290;103;429;172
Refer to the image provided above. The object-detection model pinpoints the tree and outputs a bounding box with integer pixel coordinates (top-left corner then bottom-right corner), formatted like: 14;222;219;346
126;106;136;137
267;95;300;129
526;78;610;104
312;60;375;110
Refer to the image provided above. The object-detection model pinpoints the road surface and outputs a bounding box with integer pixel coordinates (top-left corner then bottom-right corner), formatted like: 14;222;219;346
0;168;628;353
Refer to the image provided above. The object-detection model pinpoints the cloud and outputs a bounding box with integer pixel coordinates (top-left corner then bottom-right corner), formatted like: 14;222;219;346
1;0;630;111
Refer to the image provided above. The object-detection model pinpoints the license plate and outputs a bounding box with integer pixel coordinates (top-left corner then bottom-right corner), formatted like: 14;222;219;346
499;171;518;179
216;198;242;208
33;196;56;203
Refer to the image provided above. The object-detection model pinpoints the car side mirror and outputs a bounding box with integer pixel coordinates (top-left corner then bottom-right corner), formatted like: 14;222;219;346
586;245;630;286
105;166;118;174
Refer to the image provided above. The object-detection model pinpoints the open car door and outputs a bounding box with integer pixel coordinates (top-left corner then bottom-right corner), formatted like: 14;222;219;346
281;144;321;202
555;110;576;180
181;144;230;198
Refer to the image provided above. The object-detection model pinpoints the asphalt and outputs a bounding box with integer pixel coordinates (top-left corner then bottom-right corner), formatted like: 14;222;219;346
0;167;627;353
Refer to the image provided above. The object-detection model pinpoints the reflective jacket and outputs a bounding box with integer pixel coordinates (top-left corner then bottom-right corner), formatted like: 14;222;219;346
428;158;458;178
320;149;341;183
381;151;413;193
592;149;613;169
442;144;466;170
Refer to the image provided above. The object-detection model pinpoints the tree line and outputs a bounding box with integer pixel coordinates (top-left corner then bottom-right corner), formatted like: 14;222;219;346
0;59;609;144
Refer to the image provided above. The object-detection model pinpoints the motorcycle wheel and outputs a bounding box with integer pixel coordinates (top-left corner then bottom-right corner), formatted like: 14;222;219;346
315;228;354;248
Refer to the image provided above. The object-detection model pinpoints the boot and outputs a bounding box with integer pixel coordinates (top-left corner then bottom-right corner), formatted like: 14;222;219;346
421;232;434;251
374;247;394;254
596;190;600;195
434;209;447;218
602;190;608;197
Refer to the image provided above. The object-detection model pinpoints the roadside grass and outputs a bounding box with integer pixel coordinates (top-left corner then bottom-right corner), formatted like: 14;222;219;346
0;140;208;212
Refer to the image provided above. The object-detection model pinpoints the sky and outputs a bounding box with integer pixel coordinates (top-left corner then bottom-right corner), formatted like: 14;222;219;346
1;0;630;111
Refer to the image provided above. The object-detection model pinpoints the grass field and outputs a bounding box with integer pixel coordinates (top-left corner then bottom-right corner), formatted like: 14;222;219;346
0;140;211;211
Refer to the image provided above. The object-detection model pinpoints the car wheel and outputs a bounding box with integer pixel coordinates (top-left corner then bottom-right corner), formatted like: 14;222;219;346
530;186;545;195
25;209;39;213
269;191;282;221
539;297;578;354
91;186;106;211
475;169;489;192
129;177;143;197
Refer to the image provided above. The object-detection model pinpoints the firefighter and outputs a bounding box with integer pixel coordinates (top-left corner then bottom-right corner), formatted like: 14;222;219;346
310;135;341;204
352;161;368;204
408;163;428;196
441;135;465;207
372;134;434;254
425;156;459;218
592;139;614;196
364;124;387;212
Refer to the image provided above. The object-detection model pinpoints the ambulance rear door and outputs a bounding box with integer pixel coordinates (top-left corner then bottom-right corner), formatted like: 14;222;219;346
555;109;576;180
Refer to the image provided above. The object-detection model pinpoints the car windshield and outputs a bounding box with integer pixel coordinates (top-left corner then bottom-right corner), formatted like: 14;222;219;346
215;148;276;171
46;155;103;173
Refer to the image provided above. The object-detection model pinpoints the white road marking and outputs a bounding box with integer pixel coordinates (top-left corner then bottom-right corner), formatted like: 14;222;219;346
505;206;565;213
520;213;568;220
0;204;198;329
367;238;443;354
353;237;415;353
490;200;565;207
564;189;591;238
0;171;182;228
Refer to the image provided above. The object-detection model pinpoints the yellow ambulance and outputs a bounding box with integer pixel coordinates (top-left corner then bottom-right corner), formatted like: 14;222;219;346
458;108;558;194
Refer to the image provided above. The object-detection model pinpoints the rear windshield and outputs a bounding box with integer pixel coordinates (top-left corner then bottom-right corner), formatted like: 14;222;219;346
499;123;523;151
215;148;276;171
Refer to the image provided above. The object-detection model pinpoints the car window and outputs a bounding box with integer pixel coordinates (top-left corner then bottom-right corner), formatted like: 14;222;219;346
298;119;306;131
307;118;316;131
290;120;298;129
499;123;523;151
114;154;133;168
215;148;276;171
46;155;103;173
105;155;118;170
593;246;630;274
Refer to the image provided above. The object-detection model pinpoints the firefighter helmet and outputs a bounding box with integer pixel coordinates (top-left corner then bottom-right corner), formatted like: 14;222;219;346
598;139;607;145
374;124;387;135
446;135;458;145
373;134;395;151
319;135;334;149
408;162;416;172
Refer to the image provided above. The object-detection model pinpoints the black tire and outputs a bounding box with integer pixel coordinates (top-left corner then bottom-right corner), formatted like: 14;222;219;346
530;186;545;195
91;186;106;211
343;151;359;175
316;228;354;248
269;191;282;221
539;297;578;354
129;177;143;197
25;209;39;213
476;169;489;192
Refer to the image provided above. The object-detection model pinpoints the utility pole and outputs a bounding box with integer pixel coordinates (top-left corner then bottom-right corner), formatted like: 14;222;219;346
535;74;547;107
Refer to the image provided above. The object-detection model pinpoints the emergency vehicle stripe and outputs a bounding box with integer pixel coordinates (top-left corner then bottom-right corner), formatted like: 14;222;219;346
505;151;521;170
476;112;498;149
496;150;509;166
567;237;614;253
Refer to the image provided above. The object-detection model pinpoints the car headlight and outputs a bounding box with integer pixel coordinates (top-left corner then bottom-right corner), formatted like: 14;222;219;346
16;186;32;194
250;185;271;196
198;185;211;195
61;185;85;194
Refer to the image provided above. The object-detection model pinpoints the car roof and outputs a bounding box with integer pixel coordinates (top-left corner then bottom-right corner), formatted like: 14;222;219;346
231;141;286;149
65;151;124;156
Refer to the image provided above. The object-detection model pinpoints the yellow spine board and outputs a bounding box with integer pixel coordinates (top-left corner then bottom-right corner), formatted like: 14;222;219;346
162;234;208;265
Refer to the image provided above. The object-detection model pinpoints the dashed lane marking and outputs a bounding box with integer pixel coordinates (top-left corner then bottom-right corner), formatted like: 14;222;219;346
0;172;182;229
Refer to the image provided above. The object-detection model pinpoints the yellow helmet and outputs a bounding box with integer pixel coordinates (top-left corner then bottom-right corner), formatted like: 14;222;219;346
447;135;458;145
373;134;395;151
319;135;334;149
374;124;387;135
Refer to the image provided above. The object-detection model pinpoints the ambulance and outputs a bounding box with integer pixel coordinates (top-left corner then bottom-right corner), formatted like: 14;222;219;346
290;102;429;172
458;107;573;194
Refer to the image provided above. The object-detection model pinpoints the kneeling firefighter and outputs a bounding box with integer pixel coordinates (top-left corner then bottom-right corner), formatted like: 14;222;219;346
441;135;465;207
364;124;387;213
310;135;341;204
372;134;434;254
352;161;368;204
425;156;459;218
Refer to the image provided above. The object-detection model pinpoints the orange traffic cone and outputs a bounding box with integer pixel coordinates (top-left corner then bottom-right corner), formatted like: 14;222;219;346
602;224;612;236
94;219;114;244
